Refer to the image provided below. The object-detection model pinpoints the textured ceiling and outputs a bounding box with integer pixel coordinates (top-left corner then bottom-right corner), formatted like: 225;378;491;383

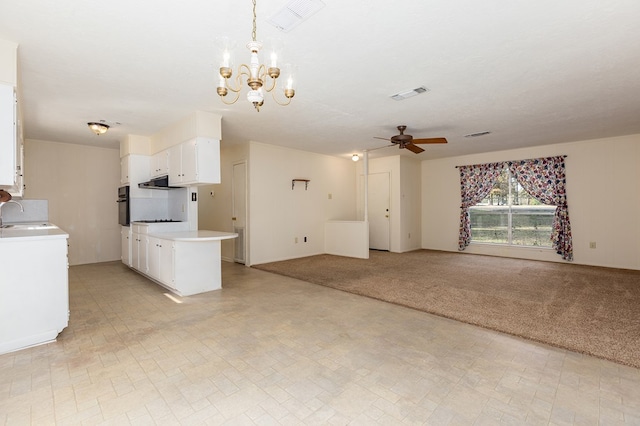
1;0;639;160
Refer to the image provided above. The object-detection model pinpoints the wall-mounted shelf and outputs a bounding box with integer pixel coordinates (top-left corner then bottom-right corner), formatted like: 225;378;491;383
292;179;310;190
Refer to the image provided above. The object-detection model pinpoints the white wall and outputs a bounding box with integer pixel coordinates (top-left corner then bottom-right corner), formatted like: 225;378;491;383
0;39;17;86
400;156;422;252
248;142;357;265
421;133;640;270
24;139;121;265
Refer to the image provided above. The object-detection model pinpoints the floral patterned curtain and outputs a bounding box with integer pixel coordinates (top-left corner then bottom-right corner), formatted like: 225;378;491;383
508;156;573;261
458;163;503;250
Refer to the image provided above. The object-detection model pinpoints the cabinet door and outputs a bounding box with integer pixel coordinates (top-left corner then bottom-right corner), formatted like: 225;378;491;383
168;144;183;185
139;235;149;274
120;157;129;184
0;84;17;186
194;138;220;184
158;240;174;286
151;151;169;178
121;227;131;266
131;232;140;270
122;155;152;197
181;139;198;183
147;236;160;280
147;237;174;286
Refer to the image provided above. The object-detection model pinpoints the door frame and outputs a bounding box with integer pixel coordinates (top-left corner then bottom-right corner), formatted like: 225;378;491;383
232;160;248;265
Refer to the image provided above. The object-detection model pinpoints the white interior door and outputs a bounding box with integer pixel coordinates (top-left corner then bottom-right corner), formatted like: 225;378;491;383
232;161;247;264
368;172;390;251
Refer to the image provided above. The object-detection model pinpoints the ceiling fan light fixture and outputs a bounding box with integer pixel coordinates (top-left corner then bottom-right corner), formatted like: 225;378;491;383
87;122;109;135
351;154;360;162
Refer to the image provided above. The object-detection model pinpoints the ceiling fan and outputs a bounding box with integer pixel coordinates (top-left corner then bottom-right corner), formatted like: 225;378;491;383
374;125;447;154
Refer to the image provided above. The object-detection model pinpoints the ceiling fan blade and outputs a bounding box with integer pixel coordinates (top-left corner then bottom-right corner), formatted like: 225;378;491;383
368;144;396;152
404;143;425;154
412;137;448;144
374;136;393;142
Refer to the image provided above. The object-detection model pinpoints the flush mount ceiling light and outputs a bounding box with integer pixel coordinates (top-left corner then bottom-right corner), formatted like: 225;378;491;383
351;154;360;162
87;121;109;135
216;0;297;112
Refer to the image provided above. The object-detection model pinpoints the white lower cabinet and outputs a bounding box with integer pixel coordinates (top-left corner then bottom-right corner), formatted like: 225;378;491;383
137;236;219;296
147;236;174;288
127;223;235;296
0;234;69;354
171;240;222;296
121;226;131;267
131;231;148;273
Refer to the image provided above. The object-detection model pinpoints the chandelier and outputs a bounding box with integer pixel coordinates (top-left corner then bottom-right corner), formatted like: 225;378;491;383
216;0;296;112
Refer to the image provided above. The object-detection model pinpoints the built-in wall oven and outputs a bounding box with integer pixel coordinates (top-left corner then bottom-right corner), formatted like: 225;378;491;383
117;185;130;226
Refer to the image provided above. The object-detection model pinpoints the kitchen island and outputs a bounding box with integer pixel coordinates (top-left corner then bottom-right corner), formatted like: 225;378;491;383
128;222;237;296
0;223;69;354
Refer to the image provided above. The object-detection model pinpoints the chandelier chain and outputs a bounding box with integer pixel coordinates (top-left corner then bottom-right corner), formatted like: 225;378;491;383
251;0;257;42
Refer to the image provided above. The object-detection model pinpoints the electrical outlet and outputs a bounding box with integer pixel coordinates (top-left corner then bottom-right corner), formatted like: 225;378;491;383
589;241;596;249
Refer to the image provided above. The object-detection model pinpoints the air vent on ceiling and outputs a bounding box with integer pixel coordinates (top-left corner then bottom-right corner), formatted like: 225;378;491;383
464;131;492;138
390;86;429;101
267;0;326;33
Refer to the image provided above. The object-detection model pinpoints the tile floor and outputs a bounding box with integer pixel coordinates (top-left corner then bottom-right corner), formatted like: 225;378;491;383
1;261;639;425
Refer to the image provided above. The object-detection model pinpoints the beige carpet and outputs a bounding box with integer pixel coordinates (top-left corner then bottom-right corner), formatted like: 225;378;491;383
253;250;640;368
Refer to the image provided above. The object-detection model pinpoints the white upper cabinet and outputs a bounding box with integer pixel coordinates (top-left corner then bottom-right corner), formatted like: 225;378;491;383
0;83;17;187
151;150;169;178
0;41;23;196
121;154;152;197
168;137;220;186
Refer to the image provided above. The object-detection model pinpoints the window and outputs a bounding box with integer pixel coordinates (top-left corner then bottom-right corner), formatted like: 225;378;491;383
469;166;556;247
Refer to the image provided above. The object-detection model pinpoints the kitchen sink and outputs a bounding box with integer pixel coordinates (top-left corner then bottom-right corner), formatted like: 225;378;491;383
0;223;57;230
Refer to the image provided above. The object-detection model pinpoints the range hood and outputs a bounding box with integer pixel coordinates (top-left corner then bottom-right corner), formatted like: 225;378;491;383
138;175;180;190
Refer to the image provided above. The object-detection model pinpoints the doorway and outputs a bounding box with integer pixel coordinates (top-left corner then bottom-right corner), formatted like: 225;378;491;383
367;172;390;251
232;161;247;264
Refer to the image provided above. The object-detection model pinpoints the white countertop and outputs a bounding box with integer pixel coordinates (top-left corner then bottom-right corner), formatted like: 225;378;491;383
148;230;238;242
0;223;69;241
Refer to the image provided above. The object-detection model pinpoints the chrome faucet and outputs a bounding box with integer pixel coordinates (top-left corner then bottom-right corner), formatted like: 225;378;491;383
0;200;24;227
